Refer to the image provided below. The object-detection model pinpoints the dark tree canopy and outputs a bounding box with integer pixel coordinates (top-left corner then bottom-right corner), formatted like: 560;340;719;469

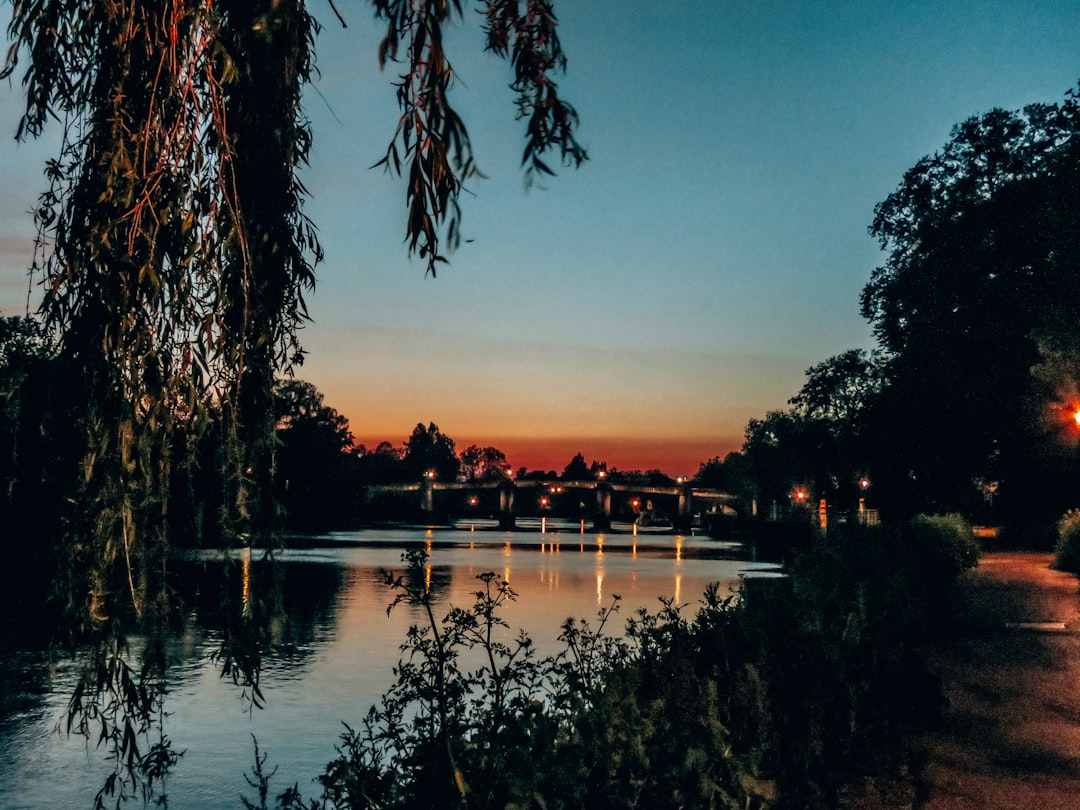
788;349;884;428
403;421;459;481
459;444;509;480
859;91;1080;525
561;451;591;480
273;379;357;529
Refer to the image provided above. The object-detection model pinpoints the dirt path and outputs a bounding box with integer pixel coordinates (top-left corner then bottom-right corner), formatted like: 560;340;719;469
849;551;1080;808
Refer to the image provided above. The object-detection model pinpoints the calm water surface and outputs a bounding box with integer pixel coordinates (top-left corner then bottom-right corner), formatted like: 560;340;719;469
0;526;777;809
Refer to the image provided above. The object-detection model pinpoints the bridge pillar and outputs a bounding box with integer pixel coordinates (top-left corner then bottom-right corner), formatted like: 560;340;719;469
675;484;693;533
498;481;516;530
594;483;612;532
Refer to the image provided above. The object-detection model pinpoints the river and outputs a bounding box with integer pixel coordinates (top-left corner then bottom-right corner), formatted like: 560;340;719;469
0;525;778;809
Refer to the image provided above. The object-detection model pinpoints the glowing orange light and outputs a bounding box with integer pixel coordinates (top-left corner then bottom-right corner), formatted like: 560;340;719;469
1074;410;1080;429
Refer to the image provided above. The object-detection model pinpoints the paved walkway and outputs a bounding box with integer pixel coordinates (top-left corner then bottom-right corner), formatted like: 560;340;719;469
847;551;1080;808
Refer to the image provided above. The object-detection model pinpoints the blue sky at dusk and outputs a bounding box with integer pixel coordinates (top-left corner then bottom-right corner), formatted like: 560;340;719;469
1;2;1078;474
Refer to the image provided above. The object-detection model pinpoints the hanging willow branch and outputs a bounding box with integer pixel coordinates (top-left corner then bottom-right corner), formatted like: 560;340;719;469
372;0;587;275
5;0;321;622
4;0;586;618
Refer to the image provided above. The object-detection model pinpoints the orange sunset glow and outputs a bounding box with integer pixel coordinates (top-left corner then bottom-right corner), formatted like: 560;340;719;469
353;433;743;476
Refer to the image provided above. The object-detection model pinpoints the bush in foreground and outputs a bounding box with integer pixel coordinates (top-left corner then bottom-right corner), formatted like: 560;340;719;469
1053;509;1080;573
247;516;979;810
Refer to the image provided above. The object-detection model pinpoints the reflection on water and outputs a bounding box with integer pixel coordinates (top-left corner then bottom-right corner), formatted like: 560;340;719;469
0;527;775;809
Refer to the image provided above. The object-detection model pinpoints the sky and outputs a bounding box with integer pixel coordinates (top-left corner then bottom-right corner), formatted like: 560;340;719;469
1;1;1078;475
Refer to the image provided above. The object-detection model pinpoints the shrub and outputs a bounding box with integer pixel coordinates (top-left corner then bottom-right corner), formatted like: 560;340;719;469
1054;509;1080;573
255;521;977;810
312;550;760;810
907;513;979;582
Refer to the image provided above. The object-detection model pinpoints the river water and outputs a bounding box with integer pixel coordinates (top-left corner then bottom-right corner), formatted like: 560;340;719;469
0;525;778;809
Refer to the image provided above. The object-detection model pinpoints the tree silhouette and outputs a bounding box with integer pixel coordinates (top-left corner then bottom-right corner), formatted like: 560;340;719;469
862;93;1080;524
1;0;585;620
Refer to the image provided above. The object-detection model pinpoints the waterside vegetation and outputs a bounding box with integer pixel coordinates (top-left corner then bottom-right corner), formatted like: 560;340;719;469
237;515;978;810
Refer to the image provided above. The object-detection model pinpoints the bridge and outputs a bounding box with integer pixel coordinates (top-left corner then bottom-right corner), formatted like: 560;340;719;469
364;478;739;533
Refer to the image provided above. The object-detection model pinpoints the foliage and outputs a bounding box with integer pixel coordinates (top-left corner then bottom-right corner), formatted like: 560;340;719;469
274;380;358;530
737;88;1080;528
306;550;755;810
860;91;1080;523
742;410;837;508
906;513;980;586
1053;509;1080;574
458;445;509;481
225;514;979;810
1;0;324;648
403;421;460;482
0;316;71;641
1;0;586;628
561;451;592;480
737;348;886;520
788;349;885;428
371;0;587;275
736;517;976;806
62;621;181;810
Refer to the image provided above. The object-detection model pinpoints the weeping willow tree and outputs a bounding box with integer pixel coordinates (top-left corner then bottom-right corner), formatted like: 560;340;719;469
2;0;585;627
3;4;583;801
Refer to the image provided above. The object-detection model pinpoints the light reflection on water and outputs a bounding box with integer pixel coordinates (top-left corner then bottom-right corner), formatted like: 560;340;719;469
0;527;776;810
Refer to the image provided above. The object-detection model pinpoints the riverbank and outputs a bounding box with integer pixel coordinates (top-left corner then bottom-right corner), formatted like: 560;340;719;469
842;550;1080;808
